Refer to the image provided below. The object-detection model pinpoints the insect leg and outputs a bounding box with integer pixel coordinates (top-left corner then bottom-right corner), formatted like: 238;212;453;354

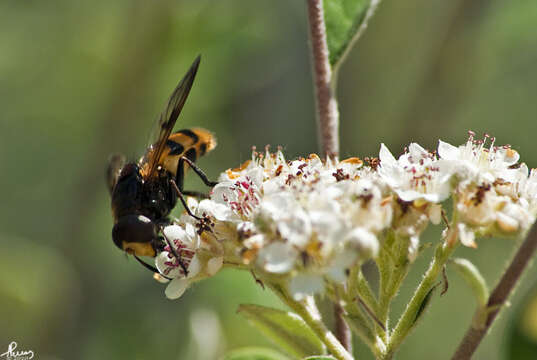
170;179;202;221
178;156;218;188
133;254;171;280
160;228;189;276
182;190;210;199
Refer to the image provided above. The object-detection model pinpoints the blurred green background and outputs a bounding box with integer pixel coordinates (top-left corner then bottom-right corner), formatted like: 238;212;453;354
1;0;536;359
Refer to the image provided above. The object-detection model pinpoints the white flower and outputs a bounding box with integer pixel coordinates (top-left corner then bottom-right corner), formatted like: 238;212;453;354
379;143;451;203
198;151;383;294
455;179;535;246
155;222;224;299
438;132;520;185
344;178;393;233
152;133;537;299
517;164;537;213
212;167;263;219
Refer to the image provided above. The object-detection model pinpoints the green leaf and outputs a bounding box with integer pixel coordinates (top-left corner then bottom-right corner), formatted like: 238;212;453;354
303;356;337;360
344;314;375;347
450;258;489;307
222;347;291;360
411;284;438;329
238;304;326;358
323;0;381;67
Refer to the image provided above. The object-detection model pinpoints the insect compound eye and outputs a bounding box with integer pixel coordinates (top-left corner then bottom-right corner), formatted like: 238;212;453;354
112;214;158;250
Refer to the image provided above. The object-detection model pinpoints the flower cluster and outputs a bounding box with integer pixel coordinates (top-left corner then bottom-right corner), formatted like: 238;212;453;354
155;132;537;299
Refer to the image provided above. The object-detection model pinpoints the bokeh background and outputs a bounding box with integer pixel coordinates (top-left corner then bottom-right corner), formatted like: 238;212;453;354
1;0;536;359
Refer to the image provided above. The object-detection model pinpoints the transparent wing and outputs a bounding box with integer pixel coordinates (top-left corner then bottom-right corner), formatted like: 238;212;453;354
106;153;126;194
145;55;201;178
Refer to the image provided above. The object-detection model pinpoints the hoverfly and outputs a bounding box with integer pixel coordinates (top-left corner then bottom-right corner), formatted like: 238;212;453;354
106;56;217;276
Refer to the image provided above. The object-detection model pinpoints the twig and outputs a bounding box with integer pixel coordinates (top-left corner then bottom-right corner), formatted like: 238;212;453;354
306;0;347;351
451;223;537;360
306;0;339;159
334;302;353;353
270;283;354;360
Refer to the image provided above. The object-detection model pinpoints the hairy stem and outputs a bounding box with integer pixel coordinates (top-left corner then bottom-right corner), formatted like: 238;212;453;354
306;0;339;159
377;233;410;336
451;223;537;360
385;239;458;358
271;283;354;360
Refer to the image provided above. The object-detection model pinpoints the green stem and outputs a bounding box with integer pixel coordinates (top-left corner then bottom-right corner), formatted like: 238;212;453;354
344;268;381;356
384;240;458;358
349;266;379;314
270;283;354;360
377;233;410;335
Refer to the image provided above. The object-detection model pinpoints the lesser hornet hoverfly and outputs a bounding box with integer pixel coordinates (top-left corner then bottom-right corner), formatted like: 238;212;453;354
106;56;216;277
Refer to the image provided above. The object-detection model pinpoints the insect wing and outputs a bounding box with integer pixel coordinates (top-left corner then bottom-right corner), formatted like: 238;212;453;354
145;55;201;178
106;153;126;194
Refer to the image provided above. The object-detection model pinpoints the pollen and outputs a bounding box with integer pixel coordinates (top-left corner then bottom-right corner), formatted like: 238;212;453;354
342;157;363;165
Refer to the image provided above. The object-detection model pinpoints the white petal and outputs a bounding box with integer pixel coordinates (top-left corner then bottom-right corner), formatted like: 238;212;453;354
155;252;170;274
211;182;236;204
496;212;519;233
428;204;442;225
163;225;187;242
187;254;202;278
345;228;379;258
309;210;344;246
185;221;197;237
408;235;420;262
277;209;312;247
155;252;183;278
198;199;237;221
289;274;324;301
458;223;477;248
408;142;428;157
186;196;199;212
243;234;265;248
260;193;295;220
437;140;459;160
165;278;189;299
379;143;397;164
207;257;224;275
396;189;424;202
246;167;264;188
327;251;358;282
256;242;298;274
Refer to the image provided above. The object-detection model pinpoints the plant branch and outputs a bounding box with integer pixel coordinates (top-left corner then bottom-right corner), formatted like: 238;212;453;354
335;302;353;354
271;283;354;360
306;0;339;159
384;239;458;359
451;223;537;360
